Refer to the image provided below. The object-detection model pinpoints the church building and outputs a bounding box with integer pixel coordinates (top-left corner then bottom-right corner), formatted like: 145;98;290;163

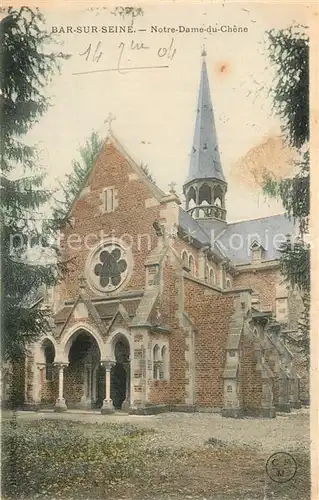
15;50;305;417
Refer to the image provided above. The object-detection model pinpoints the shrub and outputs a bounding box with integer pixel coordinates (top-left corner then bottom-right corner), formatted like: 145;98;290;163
204;437;227;447
2;419;147;498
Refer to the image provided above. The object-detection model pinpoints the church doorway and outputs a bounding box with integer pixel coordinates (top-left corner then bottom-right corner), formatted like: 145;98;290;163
110;337;130;410
65;330;102;409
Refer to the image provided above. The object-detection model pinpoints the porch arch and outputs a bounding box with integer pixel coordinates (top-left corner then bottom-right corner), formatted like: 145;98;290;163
59;325;106;409
107;329;132;410
59;323;106;362
33;335;58;364
106;329;133;360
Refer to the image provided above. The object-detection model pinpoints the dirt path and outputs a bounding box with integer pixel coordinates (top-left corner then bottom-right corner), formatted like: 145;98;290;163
12;407;310;453
3;408;311;500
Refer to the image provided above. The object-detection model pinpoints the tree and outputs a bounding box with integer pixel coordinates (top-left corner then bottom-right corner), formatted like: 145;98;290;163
263;25;310;363
0;7;68;368
51;130;104;229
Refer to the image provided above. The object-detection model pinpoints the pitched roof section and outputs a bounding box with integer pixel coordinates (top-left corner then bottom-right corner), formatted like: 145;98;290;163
179;211;295;266
186;51;226;185
178;206;225;260
208;214;296;265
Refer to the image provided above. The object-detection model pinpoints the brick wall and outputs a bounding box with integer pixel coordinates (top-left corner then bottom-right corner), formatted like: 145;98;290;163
239;335;263;409
58;140;162;303
160;261;186;404
64;362;84;403
184;277;234;407
234;267;280;311
149;381;171;404
173;238;221;285
41;369;58;403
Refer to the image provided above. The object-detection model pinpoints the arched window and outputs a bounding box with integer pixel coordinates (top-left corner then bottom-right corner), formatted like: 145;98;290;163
205;266;209;282
214;185;224;206
160;346;169;380
199;183;212;205
153;344;161;380
186;186;196;210
182;251;188;268
43;340;55;381
209;268;215;285
188;255;195;275
226;278;231;289
153;344;169;380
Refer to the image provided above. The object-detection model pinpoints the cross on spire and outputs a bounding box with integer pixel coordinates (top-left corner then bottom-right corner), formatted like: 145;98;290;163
105;112;116;132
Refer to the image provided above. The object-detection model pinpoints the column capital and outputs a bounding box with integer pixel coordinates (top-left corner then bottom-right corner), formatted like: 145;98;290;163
36;363;46;371
53;362;69;369
100;359;115;371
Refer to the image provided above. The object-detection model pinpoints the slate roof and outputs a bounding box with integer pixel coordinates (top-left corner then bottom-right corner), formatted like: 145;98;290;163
205;214;296;265
54;299;141;324
178;206;225;260
179;202;296;267
54;305;72;323
95;300;140;319
186;51;226;185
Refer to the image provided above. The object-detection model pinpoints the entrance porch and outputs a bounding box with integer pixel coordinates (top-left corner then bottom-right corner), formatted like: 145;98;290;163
35;329;132;413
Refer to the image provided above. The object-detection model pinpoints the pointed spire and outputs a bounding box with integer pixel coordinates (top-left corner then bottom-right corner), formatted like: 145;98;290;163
186;50;226;185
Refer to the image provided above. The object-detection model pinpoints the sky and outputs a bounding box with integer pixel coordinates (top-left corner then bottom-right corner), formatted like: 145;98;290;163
27;2;309;223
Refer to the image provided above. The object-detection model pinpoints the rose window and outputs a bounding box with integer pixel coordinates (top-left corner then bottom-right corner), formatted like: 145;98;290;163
87;242;130;293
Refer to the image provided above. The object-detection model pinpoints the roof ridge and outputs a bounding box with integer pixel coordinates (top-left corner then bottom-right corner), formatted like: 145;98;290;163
227;213;289;226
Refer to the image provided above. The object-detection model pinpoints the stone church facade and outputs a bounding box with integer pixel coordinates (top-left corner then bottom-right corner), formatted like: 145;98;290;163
6;51;306;416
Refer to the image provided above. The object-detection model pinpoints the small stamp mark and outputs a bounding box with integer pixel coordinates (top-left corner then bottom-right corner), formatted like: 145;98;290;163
266;452;297;483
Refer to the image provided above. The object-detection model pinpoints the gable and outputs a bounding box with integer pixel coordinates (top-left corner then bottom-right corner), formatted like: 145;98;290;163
59;133;172;297
52;294;107;339
68;133;165;220
250;240;264;251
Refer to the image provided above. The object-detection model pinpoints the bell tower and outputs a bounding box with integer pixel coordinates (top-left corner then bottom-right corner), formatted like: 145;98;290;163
183;49;227;222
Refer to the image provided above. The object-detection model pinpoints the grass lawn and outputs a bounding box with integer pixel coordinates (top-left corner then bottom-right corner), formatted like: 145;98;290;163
1;416;310;500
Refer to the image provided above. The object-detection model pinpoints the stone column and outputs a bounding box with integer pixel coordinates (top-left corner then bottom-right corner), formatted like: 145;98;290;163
92;366;98;404
195;187;200;218
101;360;115;415
54;363;68;412
33;364;45;405
197;250;206;281
121;360;131;411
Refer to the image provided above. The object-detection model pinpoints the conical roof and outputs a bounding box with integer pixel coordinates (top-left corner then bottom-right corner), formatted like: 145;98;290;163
186;50;226;185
